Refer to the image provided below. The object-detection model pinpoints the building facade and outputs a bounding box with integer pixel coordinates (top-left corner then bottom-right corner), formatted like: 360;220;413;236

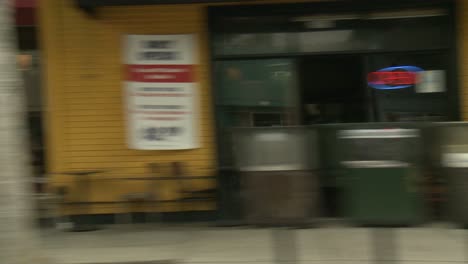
39;0;467;216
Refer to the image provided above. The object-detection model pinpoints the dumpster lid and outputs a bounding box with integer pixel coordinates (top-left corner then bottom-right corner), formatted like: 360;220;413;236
238;164;307;172
341;160;409;168
338;129;419;139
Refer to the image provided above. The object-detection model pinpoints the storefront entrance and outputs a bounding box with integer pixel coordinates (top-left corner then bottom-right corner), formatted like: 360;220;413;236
210;0;457;219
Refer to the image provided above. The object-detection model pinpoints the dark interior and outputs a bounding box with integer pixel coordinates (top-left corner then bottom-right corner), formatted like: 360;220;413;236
299;55;367;124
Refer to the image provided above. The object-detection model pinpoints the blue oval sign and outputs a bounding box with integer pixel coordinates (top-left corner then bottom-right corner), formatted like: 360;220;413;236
367;65;424;90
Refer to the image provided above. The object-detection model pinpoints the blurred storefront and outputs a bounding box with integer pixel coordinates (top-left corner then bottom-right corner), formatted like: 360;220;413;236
38;0;467;219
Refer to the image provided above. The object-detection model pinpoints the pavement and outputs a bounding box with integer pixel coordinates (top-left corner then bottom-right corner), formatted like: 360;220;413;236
38;223;468;264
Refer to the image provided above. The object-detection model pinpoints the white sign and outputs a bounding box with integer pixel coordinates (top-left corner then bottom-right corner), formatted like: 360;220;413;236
124;34;198;150
416;70;446;93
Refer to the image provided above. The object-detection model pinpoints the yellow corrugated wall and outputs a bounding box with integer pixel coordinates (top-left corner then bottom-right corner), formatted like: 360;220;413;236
40;1;218;214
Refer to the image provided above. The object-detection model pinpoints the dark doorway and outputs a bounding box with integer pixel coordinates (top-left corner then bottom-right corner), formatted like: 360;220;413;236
299;55;368;125
298;55;367;217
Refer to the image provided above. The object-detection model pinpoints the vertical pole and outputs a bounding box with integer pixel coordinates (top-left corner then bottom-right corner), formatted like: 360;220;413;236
0;1;47;263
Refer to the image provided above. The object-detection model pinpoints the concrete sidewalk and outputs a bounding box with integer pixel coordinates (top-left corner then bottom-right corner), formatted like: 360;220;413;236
38;224;468;264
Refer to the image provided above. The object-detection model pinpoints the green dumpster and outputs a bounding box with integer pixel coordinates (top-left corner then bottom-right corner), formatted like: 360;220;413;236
339;128;426;226
342;161;425;225
436;124;468;225
443;150;468;225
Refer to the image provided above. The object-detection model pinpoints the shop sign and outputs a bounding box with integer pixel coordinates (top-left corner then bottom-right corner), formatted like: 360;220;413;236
124;34;198;150
367;65;424;90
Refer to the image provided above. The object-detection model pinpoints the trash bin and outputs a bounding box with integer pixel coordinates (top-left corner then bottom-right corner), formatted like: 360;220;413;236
437;123;468;225
342;161;424;225
232;127;319;226
339;127;426;226
443;151;468;225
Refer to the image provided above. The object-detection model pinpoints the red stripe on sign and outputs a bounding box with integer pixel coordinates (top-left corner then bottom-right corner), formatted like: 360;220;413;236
142;117;182;121
367;71;417;85
132;93;190;97
127;65;194;83
132;111;189;115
